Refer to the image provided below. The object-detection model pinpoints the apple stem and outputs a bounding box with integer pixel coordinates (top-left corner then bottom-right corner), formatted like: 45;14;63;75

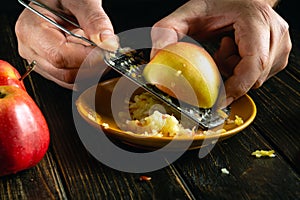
0;91;6;98
19;60;37;81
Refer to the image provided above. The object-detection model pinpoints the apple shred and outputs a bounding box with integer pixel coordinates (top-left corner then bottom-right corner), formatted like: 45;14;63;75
119;92;244;137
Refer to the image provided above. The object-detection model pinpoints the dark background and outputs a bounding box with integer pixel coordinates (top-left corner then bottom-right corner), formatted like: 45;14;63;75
3;0;298;32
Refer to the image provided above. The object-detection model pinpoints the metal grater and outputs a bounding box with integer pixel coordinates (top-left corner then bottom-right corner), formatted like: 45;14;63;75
19;0;230;130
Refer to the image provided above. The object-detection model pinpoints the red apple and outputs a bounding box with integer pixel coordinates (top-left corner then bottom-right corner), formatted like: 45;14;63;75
0;60;26;90
0;86;50;176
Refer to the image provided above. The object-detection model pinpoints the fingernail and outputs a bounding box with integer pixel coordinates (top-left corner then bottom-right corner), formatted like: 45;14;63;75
102;36;119;51
90;34;101;45
90;30;119;51
226;96;234;106
100;30;118;51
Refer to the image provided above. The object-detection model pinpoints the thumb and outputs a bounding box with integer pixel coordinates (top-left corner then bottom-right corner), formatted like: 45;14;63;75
150;25;179;58
65;0;118;51
150;0;204;58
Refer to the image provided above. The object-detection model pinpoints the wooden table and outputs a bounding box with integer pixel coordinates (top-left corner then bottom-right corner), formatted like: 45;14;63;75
0;2;299;199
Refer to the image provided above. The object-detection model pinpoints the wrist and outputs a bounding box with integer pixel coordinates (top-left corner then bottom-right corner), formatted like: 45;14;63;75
258;0;280;7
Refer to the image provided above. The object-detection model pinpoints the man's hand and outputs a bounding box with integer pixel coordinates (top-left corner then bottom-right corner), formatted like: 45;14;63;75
15;0;118;89
151;0;291;105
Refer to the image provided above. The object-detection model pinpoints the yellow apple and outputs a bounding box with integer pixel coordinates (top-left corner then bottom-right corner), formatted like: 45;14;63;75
143;42;221;108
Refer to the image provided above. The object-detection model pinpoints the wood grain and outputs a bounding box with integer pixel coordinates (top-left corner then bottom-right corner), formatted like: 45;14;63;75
0;5;299;200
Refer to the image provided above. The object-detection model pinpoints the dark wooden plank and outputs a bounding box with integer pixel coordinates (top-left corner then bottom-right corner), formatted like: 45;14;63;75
245;28;300;172
0;153;67;200
26;72;191;199
173;126;300;200
249;84;300;172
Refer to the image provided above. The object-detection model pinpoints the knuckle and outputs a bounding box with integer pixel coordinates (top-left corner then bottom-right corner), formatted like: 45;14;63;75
253;79;264;89
257;54;269;72
278;63;288;71
85;10;109;26
15;21;22;38
278;30;292;72
18;48;27;59
46;47;66;68
284;38;292;56
281;23;292;52
277;57;289;72
15;20;27;45
240;83;249;94
152;20;165;28
281;20;290;33
62;70;77;84
236;81;251;97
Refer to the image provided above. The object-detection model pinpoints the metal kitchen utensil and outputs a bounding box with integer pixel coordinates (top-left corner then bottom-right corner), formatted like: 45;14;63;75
19;0;230;130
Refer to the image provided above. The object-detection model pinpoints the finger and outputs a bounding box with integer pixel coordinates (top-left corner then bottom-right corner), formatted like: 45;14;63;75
254;31;291;88
62;0;118;51
214;37;241;78
29;50;108;85
16;7;95;70
252;66;270;89
225;19;271;104
150;25;181;58
267;16;291;78
150;6;192;58
225;55;265;105
65;28;92;46
27;55;79;84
